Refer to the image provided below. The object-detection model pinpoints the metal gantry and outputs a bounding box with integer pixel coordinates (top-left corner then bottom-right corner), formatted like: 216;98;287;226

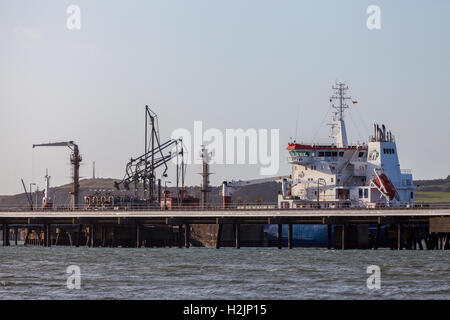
114;106;186;207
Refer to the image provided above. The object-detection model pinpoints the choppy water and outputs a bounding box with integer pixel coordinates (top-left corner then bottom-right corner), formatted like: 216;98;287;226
0;247;448;300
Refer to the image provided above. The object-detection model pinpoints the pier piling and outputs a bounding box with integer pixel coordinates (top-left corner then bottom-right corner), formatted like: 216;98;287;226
76;225;81;247
178;224;182;248
235;224;240;249
184;224;190;248
374;222;380;250
136;224;140;248
288;224;293;249
216;224;222;249
90;224;95;247
327;224;332;250
14;227;18;245
278;224;282;249
45;224;51;247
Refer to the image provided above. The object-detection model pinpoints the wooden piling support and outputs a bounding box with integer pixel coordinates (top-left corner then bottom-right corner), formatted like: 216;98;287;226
91;224;95;247
76;224;81;247
45;224;51;247
3;223;10;246
341;224;345;250
55;228;60;246
24;228;29;246
111;226;116;247
178;224;182;248
43;225;47;247
234;224;240;249
397;224;401;250
374;222;380;250
101;226;106;247
14;227;18;246
278;224;282;249
184;224;190;248
288;224;293;249
136;223;140;248
216;224;222;249
68;231;73;247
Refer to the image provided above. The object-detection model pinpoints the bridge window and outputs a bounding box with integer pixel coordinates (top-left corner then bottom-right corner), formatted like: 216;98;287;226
318;151;324;157
325;151;331;157
364;189;368;198
358;152;365;157
332;151;338;157
358;189;363;198
339;151;344;157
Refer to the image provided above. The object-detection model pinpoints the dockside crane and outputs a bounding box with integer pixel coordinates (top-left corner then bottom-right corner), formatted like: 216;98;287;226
32;141;82;210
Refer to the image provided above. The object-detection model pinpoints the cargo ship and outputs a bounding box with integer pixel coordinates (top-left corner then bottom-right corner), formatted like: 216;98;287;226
269;82;416;246
278;82;415;208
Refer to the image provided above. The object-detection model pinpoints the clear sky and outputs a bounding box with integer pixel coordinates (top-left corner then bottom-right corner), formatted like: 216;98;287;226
1;0;449;195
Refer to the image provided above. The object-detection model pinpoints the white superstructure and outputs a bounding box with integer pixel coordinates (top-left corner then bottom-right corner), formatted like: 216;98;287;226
279;82;415;208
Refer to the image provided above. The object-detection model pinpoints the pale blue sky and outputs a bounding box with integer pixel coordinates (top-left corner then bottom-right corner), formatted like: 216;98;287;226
1;0;449;194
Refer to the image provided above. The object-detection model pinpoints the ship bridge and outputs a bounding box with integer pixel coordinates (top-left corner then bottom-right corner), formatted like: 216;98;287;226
287;143;367;164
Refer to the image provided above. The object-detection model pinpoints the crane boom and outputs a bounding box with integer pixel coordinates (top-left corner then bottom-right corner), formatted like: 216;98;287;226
33;141;75;148
32;140;81;209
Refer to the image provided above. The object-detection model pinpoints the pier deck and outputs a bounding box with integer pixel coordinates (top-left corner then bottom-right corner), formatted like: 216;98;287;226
1;208;449;249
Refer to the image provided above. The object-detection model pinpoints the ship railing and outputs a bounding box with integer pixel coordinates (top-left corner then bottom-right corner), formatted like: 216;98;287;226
401;169;412;174
287;156;311;163
1;202;450;212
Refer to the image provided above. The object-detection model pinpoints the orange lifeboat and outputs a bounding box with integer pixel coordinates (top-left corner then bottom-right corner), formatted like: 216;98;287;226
373;173;399;201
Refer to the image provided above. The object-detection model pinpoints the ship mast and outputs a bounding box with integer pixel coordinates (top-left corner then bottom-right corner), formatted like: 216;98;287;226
329;82;352;148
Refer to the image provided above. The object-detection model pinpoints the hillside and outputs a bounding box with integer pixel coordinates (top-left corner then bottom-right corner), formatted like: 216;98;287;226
0;178;280;209
1;175;449;209
414;175;450;203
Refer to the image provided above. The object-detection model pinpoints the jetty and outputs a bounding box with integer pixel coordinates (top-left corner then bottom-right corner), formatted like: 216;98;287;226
1;206;449;250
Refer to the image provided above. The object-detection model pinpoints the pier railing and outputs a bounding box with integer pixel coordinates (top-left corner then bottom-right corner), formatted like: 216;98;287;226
1;202;450;212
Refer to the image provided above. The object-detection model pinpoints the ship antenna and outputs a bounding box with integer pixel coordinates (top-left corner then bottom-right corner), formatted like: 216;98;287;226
295;105;300;141
329;82;352;148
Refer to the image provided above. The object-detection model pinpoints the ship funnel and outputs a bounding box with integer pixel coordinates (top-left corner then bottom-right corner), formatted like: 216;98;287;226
382;124;386;141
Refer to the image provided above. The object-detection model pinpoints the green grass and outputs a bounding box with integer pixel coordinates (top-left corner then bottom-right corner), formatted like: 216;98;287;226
415;191;450;203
